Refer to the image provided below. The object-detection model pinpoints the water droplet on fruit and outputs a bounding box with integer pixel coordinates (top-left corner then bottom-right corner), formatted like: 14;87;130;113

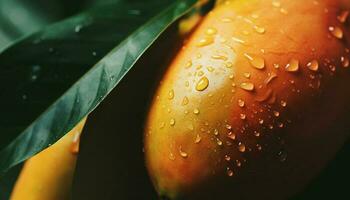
206;27;218;35
169;152;175;161
196;76;209;91
341;56;349;68
307;60;319;71
272;1;281;7
179;147;188;158
285;59;299;72
193;108;200;115
182;96;189;105
232;36;246;44
195;134;201;144
338;11;349;23
212;54;228;61
244;53;265;69
253;25;266;34
240;113;246;120
264;72;277;84
238;142;246;152
221;17;233;23
226;168;234;177
168;89;174;100
185;60;192;68
280;100;287;107
240;82;255;91
238;99;245;107
224;155;231;161
213;129;219;136
273;111;280;117
217;138;223;146
227;131;236;140
196;37;214;47
329;26;343;39
280;8;288;15
170;118;176;126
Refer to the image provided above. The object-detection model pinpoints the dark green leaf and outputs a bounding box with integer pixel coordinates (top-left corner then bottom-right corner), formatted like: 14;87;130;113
0;0;197;175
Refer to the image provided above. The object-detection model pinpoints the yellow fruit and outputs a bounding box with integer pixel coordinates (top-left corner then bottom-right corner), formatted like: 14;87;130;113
10;118;86;200
144;0;350;199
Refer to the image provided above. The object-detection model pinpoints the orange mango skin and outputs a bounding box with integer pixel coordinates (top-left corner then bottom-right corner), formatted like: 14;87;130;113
144;0;350;199
10;119;86;200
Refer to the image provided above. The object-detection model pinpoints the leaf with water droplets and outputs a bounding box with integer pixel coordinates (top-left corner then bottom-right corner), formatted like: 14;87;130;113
0;0;198;175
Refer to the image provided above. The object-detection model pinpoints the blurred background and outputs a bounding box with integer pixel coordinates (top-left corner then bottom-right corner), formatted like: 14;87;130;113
0;0;99;51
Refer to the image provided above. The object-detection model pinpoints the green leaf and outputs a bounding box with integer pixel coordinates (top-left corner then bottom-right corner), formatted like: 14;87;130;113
0;0;197;175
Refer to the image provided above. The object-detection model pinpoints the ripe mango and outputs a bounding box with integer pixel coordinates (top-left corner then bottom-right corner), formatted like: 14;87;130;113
10;119;86;200
144;0;350;199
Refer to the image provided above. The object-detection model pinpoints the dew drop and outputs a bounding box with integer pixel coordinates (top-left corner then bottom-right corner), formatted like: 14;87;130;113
329;26;343;39
226;168;234;177
240;82;255;91
195;134;202;144
182;96;189;105
205;27;218;35
277;149;287;162
285;59;299;72
196;76;209;91
341;56;349;68
170;118;176;126
216;138;223;146
254;131;260;137
211;54;228;61
232;36;246;44
168;89;174;100
238;99;245;107
196;37;214;47
244;72;251;79
244;53;265;70
179;147;188;158
338;11;349;23
253;25;266;34
213;129;219;136
238;142;246;152
307;60;319;71
258;119;264;124
185;60;192;68
227;131;236;140
280;100;287;107
193;108;200;115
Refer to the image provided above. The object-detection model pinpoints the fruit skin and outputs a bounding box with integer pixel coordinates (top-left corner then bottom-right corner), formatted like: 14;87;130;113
144;0;350;199
10;118;86;200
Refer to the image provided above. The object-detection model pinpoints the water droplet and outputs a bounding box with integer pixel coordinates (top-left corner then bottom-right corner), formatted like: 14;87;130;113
244;53;265;69
253;25;266;34
168;89;174;100
193;108;200;115
254;131;260;137
238;99;245;107
185;60;192;68
258;119;264;124
195;134;201;144
182;96;189;105
244;72;251;79
224;155;231;161
232;37;246;44
236;160;242;167
264;72;277;84
256;144;262;151
207;66;214;72
159;122;165;129
240;82;255;91
227;132;236;140
225;62;233;68
170;118;176;126
280;100;287;107
169;152;175;160
179;147;188;158
213;129;219;136
75;25;83;33
338;11;349;23
329;26;343;39
196;76;209;91
273;111;280;117
196;37;214;47
280;8;288;15
341;56;349;68
226;168;234;177
285;59;299;72
216;138;223;146
307;60;319;71
221;17;233;23
240;113;246;120
238;142;246;152
211;54;228;61
277;149;287;162
206;27;218;35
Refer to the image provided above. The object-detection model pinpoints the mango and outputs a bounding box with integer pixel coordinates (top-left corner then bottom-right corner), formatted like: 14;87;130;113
10;118;86;200
144;0;350;199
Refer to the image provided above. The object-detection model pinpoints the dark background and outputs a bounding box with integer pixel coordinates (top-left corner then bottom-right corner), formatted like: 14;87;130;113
0;0;350;199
